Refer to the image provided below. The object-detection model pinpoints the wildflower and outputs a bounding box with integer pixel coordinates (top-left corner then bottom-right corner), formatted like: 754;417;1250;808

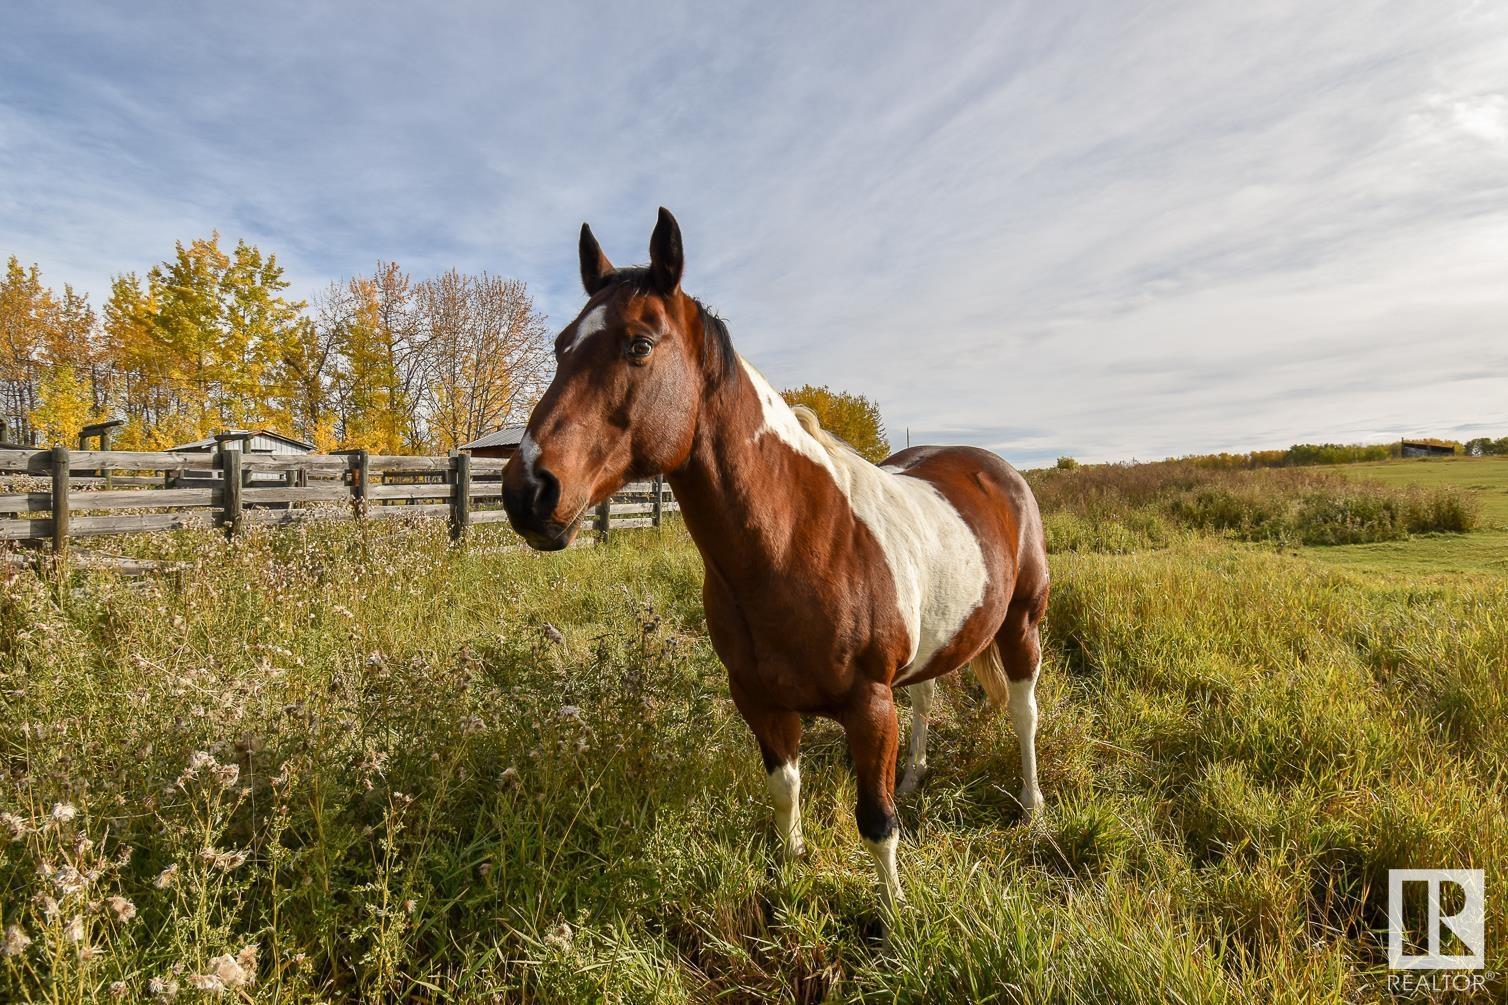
51;802;77;823
187;751;216;772
3;924;30;957
109;981;128;998
213;763;240;788
105;896;137;923
558;705;582;722
147;976;179;999
51;865;87;895
0;812;25;841
65;915;84;942
544;920;573;950
200;847;248;871
193;947;255;990
403;899;417;914
154;864;179;889
79;943;101;962
38;895;60;919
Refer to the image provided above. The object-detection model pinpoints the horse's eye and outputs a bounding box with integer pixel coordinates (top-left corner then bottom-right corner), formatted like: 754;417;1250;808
627;336;654;360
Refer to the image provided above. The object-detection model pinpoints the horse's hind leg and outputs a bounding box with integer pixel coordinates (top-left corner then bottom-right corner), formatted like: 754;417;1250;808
897;678;935;796
998;595;1047;818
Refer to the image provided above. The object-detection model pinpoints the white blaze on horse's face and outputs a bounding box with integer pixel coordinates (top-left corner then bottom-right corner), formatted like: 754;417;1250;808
739;357;989;677
519;432;542;483
564;304;608;354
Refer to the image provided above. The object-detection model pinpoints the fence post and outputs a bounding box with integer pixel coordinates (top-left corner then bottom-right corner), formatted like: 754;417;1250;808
450;451;471;541
51;445;69;556
351;449;370;518
220;449;243;537
652;475;664;527
596;498;612;542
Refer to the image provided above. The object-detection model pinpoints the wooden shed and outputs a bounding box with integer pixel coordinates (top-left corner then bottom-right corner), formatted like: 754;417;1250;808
169;429;314;455
1400;440;1454;458
460;425;527;460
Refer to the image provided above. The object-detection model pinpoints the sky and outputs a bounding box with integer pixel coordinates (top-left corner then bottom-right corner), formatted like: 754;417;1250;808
2;1;1505;465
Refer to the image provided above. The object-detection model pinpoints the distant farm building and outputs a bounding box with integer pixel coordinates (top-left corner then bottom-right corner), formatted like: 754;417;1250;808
168;429;313;487
1400;440;1454;458
169;429;313;456
460;425;527;460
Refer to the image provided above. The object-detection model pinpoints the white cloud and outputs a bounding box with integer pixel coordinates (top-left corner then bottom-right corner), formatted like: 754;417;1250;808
2;0;1506;464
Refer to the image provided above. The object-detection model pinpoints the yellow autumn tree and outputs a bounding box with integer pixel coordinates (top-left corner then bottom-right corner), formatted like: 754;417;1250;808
781;384;891;463
30;364;94;445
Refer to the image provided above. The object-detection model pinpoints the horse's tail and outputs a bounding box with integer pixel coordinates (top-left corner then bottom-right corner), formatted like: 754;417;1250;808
967;640;1012;707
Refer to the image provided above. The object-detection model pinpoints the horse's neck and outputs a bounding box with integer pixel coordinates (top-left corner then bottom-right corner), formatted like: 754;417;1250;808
666;363;845;585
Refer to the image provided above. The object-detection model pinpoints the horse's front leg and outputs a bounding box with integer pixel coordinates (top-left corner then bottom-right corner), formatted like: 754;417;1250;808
732;695;806;859
842;683;903;909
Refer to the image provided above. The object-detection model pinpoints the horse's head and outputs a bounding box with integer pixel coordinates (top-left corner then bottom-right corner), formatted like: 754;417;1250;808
503;208;727;550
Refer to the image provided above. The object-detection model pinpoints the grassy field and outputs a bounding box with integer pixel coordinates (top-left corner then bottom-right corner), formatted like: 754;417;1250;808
0;463;1504;1002
1310;457;1508;575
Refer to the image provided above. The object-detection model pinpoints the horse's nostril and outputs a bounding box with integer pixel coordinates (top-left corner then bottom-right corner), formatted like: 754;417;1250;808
534;468;561;518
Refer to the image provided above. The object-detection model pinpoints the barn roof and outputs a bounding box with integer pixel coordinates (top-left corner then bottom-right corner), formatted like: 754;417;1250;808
169;428;314;453
460;425;527;451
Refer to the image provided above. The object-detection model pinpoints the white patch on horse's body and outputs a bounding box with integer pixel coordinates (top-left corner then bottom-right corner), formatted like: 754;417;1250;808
1009;665;1042;817
564;304;607;353
765;760;805;857
740;358;988;676
520;433;542;482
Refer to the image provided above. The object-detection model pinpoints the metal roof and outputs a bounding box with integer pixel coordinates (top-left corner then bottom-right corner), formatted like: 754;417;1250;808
169;429;314;453
460;425;527;451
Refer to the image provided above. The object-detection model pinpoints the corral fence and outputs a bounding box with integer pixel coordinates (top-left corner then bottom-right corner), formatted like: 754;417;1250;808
0;447;677;555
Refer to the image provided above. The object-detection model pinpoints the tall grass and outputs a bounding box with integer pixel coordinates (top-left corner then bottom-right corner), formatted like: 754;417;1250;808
1030;461;1479;551
1;514;1503;1001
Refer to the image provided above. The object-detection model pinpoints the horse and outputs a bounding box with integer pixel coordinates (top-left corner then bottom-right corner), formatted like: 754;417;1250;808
502;208;1050;908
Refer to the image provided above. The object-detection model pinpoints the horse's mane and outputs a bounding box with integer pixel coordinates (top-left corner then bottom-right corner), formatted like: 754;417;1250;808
790;404;867;464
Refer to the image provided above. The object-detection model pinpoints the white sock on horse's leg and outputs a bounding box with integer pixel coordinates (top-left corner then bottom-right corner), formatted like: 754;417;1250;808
897;679;935;795
1009;665;1042;817
864;832;904;909
766;760;805;857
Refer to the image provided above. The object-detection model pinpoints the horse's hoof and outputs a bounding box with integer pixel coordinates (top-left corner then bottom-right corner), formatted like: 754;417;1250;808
897;767;926;797
1019;787;1044;821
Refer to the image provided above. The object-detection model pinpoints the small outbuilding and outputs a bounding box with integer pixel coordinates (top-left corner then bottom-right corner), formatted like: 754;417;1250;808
460;425;527;460
169;429;313;455
1400;440;1454;458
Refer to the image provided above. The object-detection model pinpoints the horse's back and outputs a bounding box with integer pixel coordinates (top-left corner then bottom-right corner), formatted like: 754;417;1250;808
881;444;1048;605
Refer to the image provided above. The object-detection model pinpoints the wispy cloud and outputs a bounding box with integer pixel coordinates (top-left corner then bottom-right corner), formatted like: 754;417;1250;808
3;0;1505;464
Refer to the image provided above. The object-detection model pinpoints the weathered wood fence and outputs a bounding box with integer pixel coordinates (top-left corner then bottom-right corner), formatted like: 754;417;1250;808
0;448;677;553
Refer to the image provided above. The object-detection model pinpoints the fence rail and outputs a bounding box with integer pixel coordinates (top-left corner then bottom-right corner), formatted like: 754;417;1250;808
0;448;677;552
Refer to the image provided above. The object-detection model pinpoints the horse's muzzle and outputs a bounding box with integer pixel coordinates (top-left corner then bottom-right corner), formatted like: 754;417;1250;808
502;464;578;551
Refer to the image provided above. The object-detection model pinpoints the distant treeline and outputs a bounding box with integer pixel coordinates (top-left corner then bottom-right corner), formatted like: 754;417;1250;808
1058;436;1506;473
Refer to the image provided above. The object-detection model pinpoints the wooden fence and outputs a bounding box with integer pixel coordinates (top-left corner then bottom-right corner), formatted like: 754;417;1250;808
0;447;677;553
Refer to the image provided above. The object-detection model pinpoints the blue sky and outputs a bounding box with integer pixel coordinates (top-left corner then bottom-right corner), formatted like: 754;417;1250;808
3;1;1506;465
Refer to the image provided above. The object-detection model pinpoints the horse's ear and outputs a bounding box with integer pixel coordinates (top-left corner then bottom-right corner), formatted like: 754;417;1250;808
649;207;683;294
580;223;614;295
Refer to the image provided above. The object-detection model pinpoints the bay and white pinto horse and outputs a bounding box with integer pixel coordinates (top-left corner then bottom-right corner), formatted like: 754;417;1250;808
502;209;1050;907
